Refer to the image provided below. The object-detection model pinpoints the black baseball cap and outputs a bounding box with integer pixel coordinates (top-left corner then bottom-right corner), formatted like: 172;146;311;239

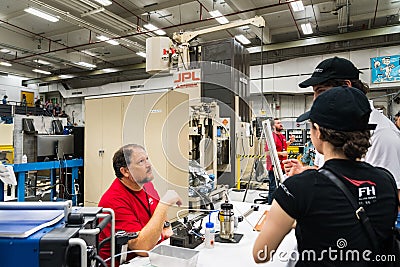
296;86;376;131
299;57;361;88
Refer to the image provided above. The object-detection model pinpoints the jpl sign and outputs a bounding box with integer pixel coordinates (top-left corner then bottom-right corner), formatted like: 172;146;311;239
173;69;201;89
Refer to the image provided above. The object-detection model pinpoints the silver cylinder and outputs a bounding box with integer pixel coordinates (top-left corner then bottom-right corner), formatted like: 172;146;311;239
219;202;234;239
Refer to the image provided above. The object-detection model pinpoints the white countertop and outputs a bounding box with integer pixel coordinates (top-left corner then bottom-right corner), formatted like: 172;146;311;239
124;201;297;267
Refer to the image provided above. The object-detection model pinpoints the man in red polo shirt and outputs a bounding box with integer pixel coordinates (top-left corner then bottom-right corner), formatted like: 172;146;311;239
98;144;182;266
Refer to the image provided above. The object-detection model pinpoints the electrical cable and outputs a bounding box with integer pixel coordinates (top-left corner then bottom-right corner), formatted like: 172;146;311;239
98;236;111;250
94;255;108;267
104;250;149;263
176;208;219;223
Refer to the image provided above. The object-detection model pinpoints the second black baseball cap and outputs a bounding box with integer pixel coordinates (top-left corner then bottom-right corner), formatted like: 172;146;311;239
299;57;361;88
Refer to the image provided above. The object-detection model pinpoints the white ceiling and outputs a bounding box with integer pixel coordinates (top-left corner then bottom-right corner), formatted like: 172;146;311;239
0;0;399;83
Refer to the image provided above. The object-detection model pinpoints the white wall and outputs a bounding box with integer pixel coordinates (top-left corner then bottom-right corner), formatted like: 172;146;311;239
250;45;400;95
249;45;400;118
0;75;38;103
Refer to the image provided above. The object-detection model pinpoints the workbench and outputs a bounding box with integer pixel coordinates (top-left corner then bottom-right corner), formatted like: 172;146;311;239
0;159;83;205
127;201;297;267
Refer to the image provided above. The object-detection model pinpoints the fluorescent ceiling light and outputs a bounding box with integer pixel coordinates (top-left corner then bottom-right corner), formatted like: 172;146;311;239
82;50;97;56
0;62;12;67
154;29;166;35
33;69;51;75
301;22;313;34
290;1;305;12
209;10;229;24
102;68;118;73
59;74;74;79
76;61;97;68
136;52;146;58
96;35;119;45
143;23;158;31
96;35;109;41
235;34;251;45
34;59;51;65
24;7;59;22
0;49;10;53
106;39;119;45
143;24;166;36
93;0;112;6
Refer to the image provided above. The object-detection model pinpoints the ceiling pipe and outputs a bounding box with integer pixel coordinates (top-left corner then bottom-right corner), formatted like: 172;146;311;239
372;0;379;27
0;18;113;65
30;0;145;47
195;0;234;37
11;0;393;65
286;1;302;37
22;62;146;85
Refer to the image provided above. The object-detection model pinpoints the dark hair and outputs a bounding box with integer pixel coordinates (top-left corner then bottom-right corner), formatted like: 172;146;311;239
112;144;145;179
321;79;370;94
316;124;371;161
270;118;279;128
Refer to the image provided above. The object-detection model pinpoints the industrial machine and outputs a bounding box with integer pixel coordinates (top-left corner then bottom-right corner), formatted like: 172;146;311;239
189;102;230;176
0;201;120;267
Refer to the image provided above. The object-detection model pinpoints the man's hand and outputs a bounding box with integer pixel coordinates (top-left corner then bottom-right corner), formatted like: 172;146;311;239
162;225;174;239
160;190;183;206
282;159;305;177
279;151;288;158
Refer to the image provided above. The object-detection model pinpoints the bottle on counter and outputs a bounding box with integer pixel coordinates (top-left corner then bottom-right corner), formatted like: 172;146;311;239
22;154;27;163
204;220;215;248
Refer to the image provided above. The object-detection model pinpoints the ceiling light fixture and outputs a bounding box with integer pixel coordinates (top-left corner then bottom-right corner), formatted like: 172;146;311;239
143;24;166;36
33;69;51;75
75;61;97;68
96;35;119;45
290;1;305;12
82;50;97;57
209;10;229;24
300;22;313;34
235;34;251;45
34;59;51;65
136;52;146;58
93;0;112;6
102;68;118;73
0;62;12;67
0;49;10;53
59;74;74;79
24;7;59;22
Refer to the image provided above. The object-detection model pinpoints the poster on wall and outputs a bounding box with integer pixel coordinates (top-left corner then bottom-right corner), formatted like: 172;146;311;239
370;55;400;83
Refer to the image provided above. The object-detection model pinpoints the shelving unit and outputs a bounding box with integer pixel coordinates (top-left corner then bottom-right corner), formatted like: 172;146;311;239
287;129;304;146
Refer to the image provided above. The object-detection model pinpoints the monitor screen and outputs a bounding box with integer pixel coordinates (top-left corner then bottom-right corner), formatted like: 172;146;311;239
36;135;74;159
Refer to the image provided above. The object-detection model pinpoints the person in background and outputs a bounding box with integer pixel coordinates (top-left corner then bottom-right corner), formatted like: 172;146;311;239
300;141;316;167
59;110;68;118
394;111;400;130
45;100;53;115
35;97;41;108
283;57;400;198
265;118;294;204
21;94;27;106
53;103;61;116
253;86;398;266
2;95;8;105
98;144;182;266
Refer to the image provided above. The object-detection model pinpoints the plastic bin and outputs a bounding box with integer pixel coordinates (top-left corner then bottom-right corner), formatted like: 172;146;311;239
149;245;199;267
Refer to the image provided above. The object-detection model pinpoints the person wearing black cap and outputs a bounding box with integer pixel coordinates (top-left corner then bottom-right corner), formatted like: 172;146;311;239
283;57;400;198
395;111;400;130
2;95;7;105
253;87;398;266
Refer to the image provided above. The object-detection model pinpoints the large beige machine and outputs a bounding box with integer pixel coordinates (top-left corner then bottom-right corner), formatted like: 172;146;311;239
84;90;189;220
